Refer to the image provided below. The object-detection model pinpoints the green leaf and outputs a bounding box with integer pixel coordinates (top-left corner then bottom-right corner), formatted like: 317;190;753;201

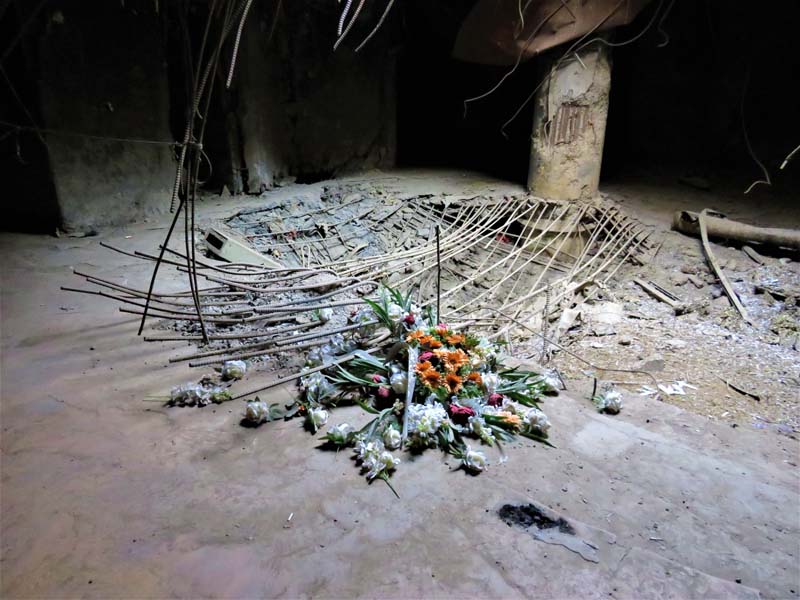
269;403;287;420
486;423;516;443
366;407;393;440
356;399;380;414
363;298;391;329
333;366;376;387
351;350;386;371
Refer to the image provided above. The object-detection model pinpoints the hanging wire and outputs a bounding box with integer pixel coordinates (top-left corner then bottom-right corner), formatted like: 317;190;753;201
354;0;396;53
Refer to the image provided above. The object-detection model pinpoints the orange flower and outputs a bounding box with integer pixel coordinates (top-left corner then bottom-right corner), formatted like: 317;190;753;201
426;338;443;349
419;368;442;389
496;411;522;429
406;330;426;343
444;372;463;394
446;333;465;346
467;372;483;386
414;361;434;375
434;348;470;372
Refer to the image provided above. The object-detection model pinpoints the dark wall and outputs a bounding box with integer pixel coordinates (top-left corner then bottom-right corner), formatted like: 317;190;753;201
37;0;174;233
1;1;61;233
396;0;533;184
237;0;397;191
1;0;398;232
603;0;800;188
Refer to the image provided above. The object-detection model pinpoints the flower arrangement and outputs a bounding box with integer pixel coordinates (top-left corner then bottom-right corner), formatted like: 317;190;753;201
592;385;623;414
243;286;555;494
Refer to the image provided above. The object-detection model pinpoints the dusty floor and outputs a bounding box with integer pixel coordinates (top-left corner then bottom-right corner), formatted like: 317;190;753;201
1;170;799;599
551;173;800;432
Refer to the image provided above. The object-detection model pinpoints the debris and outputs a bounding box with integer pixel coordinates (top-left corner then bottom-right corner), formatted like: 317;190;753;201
204;226;283;268
554;305;583;342
639;380;697;397
670;273;690;287
633;278;686;313
618;335;632;346
687;275;706;289
755;283;798;302
717;376;760;402
742;245;765;265
662;339;687;349
712;295;731;310
696;210;752;325
672;210;800;252
639;356;665;372
585;301;622;336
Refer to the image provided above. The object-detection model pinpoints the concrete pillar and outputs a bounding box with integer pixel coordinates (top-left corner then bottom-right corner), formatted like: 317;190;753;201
527;44;611;200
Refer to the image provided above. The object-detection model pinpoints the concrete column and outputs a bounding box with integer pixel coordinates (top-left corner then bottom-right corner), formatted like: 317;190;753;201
527;44;611;200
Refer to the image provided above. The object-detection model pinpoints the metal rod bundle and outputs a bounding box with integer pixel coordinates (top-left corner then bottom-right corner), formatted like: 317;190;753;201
65;190;650;400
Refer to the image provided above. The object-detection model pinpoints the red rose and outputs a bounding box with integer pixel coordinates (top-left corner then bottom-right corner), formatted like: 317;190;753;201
488;393;504;407
372;374;384;383
449;403;475;425
403;313;416;325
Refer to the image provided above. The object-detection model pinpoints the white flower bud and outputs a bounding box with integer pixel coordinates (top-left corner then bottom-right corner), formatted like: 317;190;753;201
463;445;488;473
383;427;401;450
307;407;329;431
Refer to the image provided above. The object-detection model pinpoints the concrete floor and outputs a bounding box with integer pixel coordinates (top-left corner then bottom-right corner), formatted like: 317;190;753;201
1;171;799;599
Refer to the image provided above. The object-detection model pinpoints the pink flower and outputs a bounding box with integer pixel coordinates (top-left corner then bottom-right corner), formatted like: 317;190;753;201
372;373;385;383
436;324;449;334
419;351;434;362
488;393;504;407
403;313;416;325
377;386;391;399
449;403;476;425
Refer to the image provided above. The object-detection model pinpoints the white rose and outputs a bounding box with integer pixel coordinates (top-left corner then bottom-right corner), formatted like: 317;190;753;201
524;407;551;434
387;303;404;321
390;371;408;395
327;423;354;445
244;400;270;424
541;369;560;393
383;427;401;450
463;445;488;473
307;407;329;431
355;438;382;461
367;450;400;480
601;390;623;414
470;354;485;370
482;373;499;395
